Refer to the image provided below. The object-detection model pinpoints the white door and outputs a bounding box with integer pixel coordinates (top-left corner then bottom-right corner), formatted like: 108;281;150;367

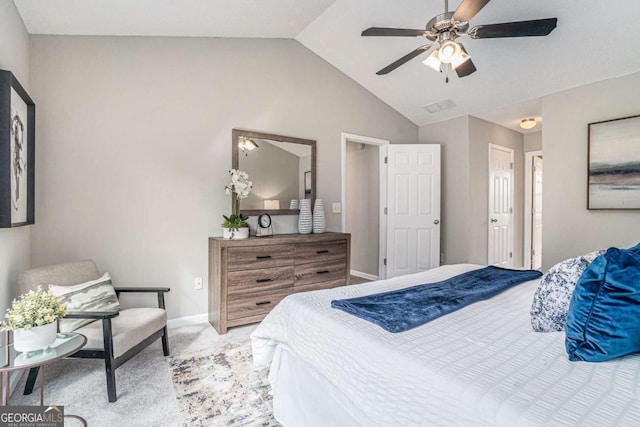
531;155;543;270
386;144;441;278
488;144;514;267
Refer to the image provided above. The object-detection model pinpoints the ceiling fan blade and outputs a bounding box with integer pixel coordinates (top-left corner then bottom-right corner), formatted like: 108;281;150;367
362;27;426;37
376;45;431;75
452;0;491;23
470;18;558;39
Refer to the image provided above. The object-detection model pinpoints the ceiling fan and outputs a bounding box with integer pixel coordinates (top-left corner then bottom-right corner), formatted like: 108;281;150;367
362;0;557;80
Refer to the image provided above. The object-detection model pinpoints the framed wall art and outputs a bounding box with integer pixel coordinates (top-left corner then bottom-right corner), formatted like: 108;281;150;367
0;70;35;227
588;114;640;209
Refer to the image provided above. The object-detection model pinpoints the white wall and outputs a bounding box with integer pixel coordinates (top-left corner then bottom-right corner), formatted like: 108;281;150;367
345;141;379;276
29;35;418;320
0;0;31;323
542;72;640;270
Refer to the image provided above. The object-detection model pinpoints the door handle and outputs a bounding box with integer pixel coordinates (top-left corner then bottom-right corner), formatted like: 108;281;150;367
490;218;498;223
433;219;439;225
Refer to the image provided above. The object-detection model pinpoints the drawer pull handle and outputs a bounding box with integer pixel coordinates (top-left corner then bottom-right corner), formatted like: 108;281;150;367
256;255;272;259
256;278;273;283
316;250;330;254
316;270;330;275
255;301;271;306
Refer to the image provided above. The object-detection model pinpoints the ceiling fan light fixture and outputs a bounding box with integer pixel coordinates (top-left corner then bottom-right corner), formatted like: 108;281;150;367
422;50;442;72
437;40;461;64
452;50;470;69
239;137;259;152
520;118;537;130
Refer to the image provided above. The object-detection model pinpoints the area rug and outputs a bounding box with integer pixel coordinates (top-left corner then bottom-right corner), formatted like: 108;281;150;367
169;339;280;427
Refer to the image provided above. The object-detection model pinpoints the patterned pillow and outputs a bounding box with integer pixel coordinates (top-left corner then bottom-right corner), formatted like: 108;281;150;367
49;273;120;333
530;251;604;332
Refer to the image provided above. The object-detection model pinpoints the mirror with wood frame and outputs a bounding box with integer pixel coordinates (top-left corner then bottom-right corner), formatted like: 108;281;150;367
232;129;316;216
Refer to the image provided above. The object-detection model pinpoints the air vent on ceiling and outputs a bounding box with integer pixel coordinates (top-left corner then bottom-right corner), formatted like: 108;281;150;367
424;99;456;113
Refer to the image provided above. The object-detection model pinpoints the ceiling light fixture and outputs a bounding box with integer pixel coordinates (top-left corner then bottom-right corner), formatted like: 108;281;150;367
422;50;442;72
238;137;259;153
437;40;461;64
423;39;469;74
520;118;537;130
451;44;470;69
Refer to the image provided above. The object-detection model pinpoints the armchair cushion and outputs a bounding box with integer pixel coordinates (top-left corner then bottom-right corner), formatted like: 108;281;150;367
49;273;121;332
18;260;101;293
76;308;167;358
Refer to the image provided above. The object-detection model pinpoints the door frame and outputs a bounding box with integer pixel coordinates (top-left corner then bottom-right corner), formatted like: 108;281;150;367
524;150;543;269
341;132;389;279
488;143;515;267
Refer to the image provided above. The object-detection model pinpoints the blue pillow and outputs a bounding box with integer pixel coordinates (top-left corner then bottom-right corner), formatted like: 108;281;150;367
565;247;640;362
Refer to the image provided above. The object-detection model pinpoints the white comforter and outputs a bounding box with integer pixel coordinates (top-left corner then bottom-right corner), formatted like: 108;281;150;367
251;264;640;426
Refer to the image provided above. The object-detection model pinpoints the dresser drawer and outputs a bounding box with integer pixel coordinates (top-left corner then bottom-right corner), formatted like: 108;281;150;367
295;259;347;288
227;266;294;296
227;289;291;321
227;245;294;271
295;241;347;265
294;278;345;294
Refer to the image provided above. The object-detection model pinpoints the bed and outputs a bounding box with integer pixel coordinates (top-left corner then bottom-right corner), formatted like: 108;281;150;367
251;264;640;426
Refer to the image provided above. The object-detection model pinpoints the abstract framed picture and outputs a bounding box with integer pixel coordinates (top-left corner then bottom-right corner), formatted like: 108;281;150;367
588;114;640;209
0;70;35;227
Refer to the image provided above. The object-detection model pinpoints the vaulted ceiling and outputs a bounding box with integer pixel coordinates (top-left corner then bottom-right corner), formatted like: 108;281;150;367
13;0;640;133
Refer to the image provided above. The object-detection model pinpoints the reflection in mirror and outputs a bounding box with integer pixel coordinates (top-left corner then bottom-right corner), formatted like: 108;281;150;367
232;130;316;216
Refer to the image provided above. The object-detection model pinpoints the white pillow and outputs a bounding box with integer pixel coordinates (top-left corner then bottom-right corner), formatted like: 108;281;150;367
530;251;604;332
49;273;120;332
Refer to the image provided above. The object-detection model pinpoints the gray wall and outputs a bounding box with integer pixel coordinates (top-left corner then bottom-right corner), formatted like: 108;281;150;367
419;116;525;267
29;35;418;320
418;116;470;264
238;141;299;210
0;0;31;326
524;131;542;152
299;155;311;200
542;71;640;270
345;141;379;276
468;117;525;266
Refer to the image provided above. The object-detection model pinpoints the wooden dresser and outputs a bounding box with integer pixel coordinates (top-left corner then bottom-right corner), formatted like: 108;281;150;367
208;232;351;334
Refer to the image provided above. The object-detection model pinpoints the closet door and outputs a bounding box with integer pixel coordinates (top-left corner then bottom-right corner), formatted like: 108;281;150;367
386;145;441;278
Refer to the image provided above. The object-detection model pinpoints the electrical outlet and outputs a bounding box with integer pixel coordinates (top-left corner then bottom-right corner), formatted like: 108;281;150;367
194;277;203;290
332;202;341;214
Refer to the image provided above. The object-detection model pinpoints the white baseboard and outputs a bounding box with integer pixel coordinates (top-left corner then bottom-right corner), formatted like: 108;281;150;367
167;313;209;329
350;270;379;281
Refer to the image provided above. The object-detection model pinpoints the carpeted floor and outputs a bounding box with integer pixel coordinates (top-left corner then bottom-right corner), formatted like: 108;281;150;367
10;322;268;427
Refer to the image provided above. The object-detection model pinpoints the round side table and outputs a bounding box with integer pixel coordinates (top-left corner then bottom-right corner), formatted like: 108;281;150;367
1;331;86;423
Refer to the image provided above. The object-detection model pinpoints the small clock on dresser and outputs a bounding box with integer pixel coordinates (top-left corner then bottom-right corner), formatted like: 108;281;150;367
256;213;273;237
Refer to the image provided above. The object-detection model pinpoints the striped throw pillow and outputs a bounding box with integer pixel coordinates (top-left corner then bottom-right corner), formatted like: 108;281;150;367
49;273;120;332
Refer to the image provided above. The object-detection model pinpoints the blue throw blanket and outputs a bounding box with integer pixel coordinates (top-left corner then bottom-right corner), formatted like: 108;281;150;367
331;266;542;333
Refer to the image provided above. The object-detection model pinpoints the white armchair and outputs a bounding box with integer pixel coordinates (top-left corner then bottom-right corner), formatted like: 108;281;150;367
17;260;170;402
